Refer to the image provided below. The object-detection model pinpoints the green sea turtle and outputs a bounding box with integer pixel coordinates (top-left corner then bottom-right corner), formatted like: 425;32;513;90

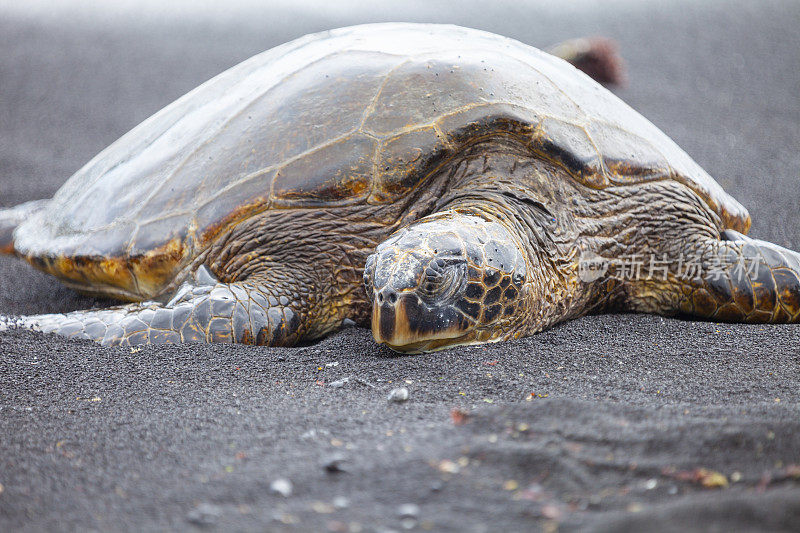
0;23;798;352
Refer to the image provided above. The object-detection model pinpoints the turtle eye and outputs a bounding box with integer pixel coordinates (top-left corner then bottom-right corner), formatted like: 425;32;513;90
418;260;466;302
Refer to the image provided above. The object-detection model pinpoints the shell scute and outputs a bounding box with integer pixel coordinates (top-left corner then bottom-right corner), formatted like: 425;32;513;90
138;50;400;221
271;134;375;207
586;123;672;185
436;103;542;144
362;57;487;136
532;118;607;188
369;126;448;204
194;169;276;245
129;214;191;257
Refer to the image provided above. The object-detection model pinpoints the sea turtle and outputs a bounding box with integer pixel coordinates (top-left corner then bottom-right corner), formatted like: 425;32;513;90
0;23;798;352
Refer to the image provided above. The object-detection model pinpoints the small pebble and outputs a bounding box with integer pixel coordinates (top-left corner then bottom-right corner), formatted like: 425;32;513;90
311;501;335;514
626;503;643;514
396;503;420;519
400;518;417;530
387;387;409;402
332;496;350;509
397;503;420;530
269;478;293;497
322;453;348;473
271;512;298;524
329;378;350;388
186;502;222;526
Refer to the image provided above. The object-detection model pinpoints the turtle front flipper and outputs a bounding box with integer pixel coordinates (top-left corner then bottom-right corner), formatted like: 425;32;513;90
0;269;317;346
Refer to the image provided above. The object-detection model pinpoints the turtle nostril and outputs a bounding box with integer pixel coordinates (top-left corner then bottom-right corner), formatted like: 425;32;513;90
377;288;398;305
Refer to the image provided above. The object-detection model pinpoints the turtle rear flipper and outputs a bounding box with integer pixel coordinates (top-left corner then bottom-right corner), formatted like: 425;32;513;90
675;232;800;322
629;231;800;323
0;199;49;255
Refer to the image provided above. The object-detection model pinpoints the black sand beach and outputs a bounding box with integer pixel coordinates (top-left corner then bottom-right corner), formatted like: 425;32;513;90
1;1;799;531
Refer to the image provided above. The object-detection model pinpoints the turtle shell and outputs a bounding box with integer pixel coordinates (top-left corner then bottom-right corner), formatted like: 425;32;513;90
13;23;750;298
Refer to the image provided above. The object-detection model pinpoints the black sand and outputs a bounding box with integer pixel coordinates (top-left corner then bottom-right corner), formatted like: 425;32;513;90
1;1;799;531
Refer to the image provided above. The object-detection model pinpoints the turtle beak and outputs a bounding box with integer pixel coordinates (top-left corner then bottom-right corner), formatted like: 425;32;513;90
371;287;473;353
371;287;407;347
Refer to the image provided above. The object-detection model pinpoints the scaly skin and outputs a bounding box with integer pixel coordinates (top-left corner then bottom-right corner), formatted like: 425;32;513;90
365;209;532;352
0;279;305;347
2;143;799;349
675;232;800;322
364;145;800;351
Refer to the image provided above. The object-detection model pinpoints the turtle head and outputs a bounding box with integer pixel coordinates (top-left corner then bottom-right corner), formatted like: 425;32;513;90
364;212;528;353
